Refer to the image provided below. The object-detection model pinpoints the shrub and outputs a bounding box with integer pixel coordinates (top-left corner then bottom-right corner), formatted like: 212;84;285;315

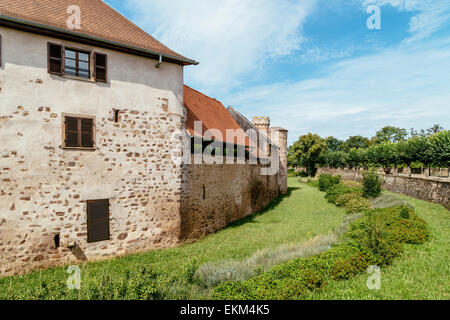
335;192;363;207
362;170;382;198
399;205;410;219
345;197;371;214
318;174;341;192
325;184;361;204
213;204;430;300
306;179;319;188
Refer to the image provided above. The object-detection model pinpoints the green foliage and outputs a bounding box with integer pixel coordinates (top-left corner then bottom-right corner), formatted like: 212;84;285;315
399;205;410;219
428;130;450;168
345;197;371;214
362;170;382;198
184;260;199;284
321;150;348;168
325;184;361;204
213;204;430;300
373;126;408;144
334;192;362;207
325;136;344;152
288;134;327;176
318;174;341;192
306;179;319;188
341;136;370;152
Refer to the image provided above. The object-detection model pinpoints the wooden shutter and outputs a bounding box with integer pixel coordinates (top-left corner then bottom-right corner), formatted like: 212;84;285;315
65;117;79;147
48;43;63;75
80;118;94;148
94;52;107;82
87;199;110;243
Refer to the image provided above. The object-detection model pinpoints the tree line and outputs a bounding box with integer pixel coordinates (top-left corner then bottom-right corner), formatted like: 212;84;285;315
288;125;450;177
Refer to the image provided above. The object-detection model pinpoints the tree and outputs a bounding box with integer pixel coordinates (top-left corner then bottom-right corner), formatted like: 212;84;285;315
428;130;450;176
288;134;326;176
341;135;370;152
323;150;348;169
325;136;344;152
397;140;415;176
347;148;362;169
427;124;444;136
367;142;398;171
373;126;408;144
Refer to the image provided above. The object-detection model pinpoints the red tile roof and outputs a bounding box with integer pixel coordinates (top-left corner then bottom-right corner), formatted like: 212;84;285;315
184;85;251;147
0;0;196;65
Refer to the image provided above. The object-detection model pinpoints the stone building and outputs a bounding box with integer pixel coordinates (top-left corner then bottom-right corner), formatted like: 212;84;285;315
0;0;287;276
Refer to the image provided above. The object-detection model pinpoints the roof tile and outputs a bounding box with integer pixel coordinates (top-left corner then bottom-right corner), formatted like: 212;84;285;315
0;0;193;63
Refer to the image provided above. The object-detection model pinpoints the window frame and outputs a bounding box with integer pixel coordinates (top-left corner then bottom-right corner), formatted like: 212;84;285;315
62;113;96;150
64;47;91;79
47;42;108;83
86;199;110;244
47;42;63;75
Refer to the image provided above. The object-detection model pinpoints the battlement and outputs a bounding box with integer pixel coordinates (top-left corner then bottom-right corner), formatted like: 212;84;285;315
252;116;271;128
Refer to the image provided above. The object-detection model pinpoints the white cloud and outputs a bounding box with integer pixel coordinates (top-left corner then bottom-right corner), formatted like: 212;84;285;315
123;0;316;92
229;38;450;144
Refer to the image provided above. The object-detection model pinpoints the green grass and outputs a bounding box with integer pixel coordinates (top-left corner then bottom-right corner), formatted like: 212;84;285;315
1;177;448;300
304;191;450;300
0;177;346;300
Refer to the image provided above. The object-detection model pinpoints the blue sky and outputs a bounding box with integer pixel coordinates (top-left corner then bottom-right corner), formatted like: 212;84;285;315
105;0;450;145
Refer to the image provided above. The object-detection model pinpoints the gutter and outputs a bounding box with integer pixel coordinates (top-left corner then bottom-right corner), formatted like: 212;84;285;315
0;14;199;66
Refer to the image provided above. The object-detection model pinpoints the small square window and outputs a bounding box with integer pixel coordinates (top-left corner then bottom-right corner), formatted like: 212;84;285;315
63;115;95;149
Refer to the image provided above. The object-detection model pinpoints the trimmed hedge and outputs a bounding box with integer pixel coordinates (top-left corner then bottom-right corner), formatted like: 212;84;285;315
213;205;429;300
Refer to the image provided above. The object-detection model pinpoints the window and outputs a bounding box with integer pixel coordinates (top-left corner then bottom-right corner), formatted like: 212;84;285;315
48;43;63;75
63;115;95;149
87;199;110;243
65;48;90;79
94;52;107;82
47;42;108;82
113;109;120;123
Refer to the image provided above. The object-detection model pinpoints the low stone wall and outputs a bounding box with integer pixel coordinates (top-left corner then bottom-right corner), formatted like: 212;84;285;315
180;161;279;241
317;168;450;209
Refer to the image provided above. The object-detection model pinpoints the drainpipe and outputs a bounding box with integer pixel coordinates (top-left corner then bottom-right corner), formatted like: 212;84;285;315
155;55;163;68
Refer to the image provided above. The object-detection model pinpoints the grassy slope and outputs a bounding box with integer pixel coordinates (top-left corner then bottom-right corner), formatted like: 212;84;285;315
0;177;345;299
305;191;450;300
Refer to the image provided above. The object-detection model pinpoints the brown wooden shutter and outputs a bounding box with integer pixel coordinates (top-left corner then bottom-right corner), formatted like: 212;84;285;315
87;199;110;243
64;117;79;147
94;52;107;82
48;43;63;75
80;118;94;148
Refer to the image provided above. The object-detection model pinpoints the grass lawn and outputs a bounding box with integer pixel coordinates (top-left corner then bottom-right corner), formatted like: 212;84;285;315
304;190;450;300
0;177;346;300
1;177;448;300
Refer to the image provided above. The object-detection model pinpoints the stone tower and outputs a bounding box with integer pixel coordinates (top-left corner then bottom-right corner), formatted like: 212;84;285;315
252;117;288;194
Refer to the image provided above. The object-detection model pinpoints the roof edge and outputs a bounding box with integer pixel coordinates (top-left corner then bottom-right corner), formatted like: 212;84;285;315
0;14;199;66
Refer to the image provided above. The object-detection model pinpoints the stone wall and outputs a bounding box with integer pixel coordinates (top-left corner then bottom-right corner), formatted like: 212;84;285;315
317;168;450;209
0;27;283;277
180;161;279;241
0;27;186;277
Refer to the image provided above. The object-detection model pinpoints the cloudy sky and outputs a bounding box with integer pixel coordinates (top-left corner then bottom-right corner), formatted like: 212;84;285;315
105;0;450;145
